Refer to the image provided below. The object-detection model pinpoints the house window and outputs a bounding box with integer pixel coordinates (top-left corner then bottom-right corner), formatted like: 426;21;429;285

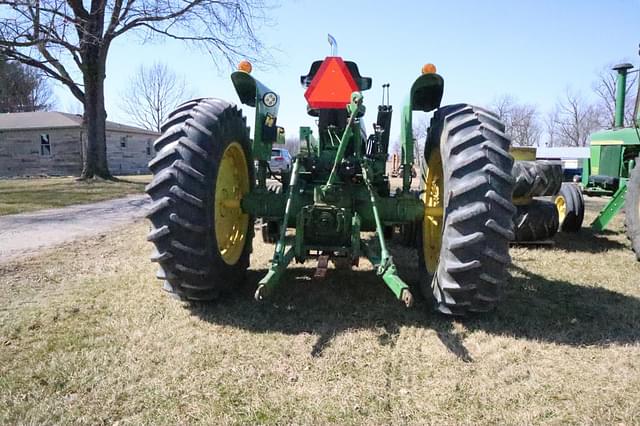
120;136;127;148
146;140;152;156
40;134;51;156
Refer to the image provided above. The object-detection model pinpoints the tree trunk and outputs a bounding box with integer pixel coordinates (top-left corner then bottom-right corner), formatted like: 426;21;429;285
80;60;111;179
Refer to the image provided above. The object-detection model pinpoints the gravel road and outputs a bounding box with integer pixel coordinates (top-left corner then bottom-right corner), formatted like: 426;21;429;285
0;194;150;263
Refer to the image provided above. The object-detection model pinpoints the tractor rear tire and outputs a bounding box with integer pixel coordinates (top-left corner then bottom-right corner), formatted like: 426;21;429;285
145;98;253;301
418;104;515;315
556;183;584;232
512;160;563;198
513;200;559;242
624;156;640;261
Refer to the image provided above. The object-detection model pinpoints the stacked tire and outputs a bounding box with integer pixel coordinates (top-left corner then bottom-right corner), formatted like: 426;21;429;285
511;160;563;242
512;160;563;199
555;182;585;232
513;200;559;241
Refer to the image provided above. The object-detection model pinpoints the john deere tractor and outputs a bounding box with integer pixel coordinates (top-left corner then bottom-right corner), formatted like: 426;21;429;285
145;56;515;315
580;62;640;260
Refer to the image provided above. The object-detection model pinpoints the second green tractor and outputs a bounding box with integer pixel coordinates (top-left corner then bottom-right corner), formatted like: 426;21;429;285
581;63;640;260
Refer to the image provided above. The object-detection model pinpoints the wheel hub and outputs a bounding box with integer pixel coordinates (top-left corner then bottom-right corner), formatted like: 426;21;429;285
215;142;250;265
555;195;567;223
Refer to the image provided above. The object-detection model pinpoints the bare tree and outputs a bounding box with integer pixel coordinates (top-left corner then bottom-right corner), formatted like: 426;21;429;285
0;0;267;179
28;68;55;110
491;94;516;123
592;62;638;127
544;108;560;147
491;95;542;146
0;56;54;112
550;89;602;147
412;116;428;161
284;137;300;156
120;62;191;132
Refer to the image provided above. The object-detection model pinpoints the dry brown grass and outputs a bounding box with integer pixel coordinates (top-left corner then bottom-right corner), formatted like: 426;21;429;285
1;198;639;424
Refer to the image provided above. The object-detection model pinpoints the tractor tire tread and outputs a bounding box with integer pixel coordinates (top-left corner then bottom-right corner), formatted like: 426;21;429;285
624;155;640;260
145;98;253;300
557;182;585;232
513;200;560;241
421;103;515;315
512;160;563;198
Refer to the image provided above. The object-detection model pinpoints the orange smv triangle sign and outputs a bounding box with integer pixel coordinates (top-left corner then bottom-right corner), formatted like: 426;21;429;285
304;57;359;109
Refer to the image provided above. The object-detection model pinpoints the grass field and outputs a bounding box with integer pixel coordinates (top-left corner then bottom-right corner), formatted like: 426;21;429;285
0;175;150;216
1;200;639;424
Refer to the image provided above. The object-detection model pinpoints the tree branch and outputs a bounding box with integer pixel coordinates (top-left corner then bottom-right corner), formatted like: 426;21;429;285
0;47;84;103
110;0;204;38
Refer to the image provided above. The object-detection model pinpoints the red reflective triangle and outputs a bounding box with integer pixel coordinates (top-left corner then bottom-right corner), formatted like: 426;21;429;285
304;57;359;109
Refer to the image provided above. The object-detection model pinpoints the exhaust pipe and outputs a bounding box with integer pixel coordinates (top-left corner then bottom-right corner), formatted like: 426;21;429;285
612;63;634;128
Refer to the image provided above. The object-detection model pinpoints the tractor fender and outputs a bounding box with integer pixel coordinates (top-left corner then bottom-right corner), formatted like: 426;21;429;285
410;72;444;112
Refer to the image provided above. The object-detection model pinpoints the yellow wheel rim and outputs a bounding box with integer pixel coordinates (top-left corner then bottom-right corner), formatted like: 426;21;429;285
555;195;567;223
422;149;444;273
214;142;250;265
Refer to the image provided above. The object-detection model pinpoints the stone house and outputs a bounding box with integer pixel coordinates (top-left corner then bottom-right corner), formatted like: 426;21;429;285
0;111;159;177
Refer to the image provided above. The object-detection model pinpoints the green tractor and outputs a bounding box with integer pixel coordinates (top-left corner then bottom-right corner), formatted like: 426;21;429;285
145;56;515;315
580;62;640;260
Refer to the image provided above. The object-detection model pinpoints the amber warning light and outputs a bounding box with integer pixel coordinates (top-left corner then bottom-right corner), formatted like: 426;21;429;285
237;60;252;73
422;63;437;74
304;57;359;109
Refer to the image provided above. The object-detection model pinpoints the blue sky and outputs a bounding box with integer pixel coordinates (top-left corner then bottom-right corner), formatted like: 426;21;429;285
56;0;640;142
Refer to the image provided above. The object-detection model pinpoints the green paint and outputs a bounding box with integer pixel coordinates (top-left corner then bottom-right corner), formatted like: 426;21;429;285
231;70;280;190
581;157;591;187
242;185;422;229
400;102;413;193
600;145;623;176
399;72;445;193
299;127;316;155
584;64;640;231
591;180;628;231
323;92;363;191
613;64;633;128
231;60;432;305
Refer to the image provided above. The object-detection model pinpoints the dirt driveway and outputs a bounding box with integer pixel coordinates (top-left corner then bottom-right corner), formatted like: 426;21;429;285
0;194;150;263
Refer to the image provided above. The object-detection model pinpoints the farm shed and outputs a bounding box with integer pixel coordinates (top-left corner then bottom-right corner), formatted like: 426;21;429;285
0;111;159;177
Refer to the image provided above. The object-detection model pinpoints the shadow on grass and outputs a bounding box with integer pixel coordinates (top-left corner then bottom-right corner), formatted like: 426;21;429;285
465;264;640;346
551;226;627;253
186;257;640;359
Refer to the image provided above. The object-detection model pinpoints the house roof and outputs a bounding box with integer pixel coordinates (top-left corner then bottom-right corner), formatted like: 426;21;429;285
0;111;159;135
